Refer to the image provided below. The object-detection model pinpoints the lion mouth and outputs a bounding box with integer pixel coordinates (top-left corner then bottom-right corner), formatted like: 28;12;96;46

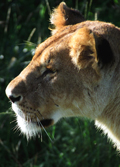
37;119;54;128
12;103;54;128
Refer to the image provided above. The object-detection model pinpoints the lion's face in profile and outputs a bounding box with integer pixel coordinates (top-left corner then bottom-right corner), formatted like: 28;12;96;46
5;2;120;149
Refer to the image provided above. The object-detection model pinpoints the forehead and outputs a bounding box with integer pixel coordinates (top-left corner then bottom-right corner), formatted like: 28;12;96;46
33;33;72;65
32;23;81;58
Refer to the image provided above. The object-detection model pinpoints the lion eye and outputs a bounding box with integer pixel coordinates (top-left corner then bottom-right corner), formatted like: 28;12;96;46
42;68;55;77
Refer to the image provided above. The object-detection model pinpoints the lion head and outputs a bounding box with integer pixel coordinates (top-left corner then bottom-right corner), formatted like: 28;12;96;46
5;2;120;149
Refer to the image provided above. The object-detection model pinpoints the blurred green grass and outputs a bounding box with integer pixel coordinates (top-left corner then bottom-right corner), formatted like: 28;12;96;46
0;0;120;166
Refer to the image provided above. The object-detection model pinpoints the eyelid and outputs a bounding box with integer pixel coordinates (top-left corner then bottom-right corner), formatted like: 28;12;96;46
42;68;55;77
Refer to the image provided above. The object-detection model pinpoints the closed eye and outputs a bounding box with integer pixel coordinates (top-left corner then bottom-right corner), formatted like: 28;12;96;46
42;68;55;77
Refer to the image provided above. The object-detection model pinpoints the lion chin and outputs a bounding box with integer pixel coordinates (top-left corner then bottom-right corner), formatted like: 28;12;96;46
5;2;120;150
12;103;61;139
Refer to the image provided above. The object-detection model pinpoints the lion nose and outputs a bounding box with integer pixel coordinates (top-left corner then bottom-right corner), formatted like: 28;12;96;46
6;85;23;103
8;95;22;103
5;77;25;103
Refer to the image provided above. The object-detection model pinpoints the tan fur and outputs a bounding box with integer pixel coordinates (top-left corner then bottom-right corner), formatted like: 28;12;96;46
6;2;120;149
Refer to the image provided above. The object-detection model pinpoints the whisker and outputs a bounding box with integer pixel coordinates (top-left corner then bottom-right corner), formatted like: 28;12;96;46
10;119;16;124
18;130;23;138
37;110;44;120
36;118;42;142
13;124;20;133
38;131;43;142
35;113;54;143
39;121;54;143
40;126;43;142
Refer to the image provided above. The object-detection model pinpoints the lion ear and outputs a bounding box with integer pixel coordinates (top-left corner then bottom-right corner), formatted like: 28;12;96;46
69;28;97;69
93;32;114;68
69;27;114;69
50;2;85;29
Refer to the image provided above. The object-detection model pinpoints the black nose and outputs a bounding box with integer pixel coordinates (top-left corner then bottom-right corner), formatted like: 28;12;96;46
9;95;22;103
5;76;25;103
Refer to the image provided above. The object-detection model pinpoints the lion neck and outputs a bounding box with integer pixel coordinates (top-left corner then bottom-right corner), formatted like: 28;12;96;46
95;94;120;150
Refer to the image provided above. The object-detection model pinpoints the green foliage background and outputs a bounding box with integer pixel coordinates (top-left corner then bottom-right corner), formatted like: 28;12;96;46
0;0;120;166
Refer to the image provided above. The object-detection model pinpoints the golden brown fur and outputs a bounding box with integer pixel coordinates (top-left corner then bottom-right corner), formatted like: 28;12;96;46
6;2;120;149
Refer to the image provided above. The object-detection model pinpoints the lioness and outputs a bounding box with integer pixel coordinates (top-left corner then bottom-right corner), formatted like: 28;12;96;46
6;2;120;149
